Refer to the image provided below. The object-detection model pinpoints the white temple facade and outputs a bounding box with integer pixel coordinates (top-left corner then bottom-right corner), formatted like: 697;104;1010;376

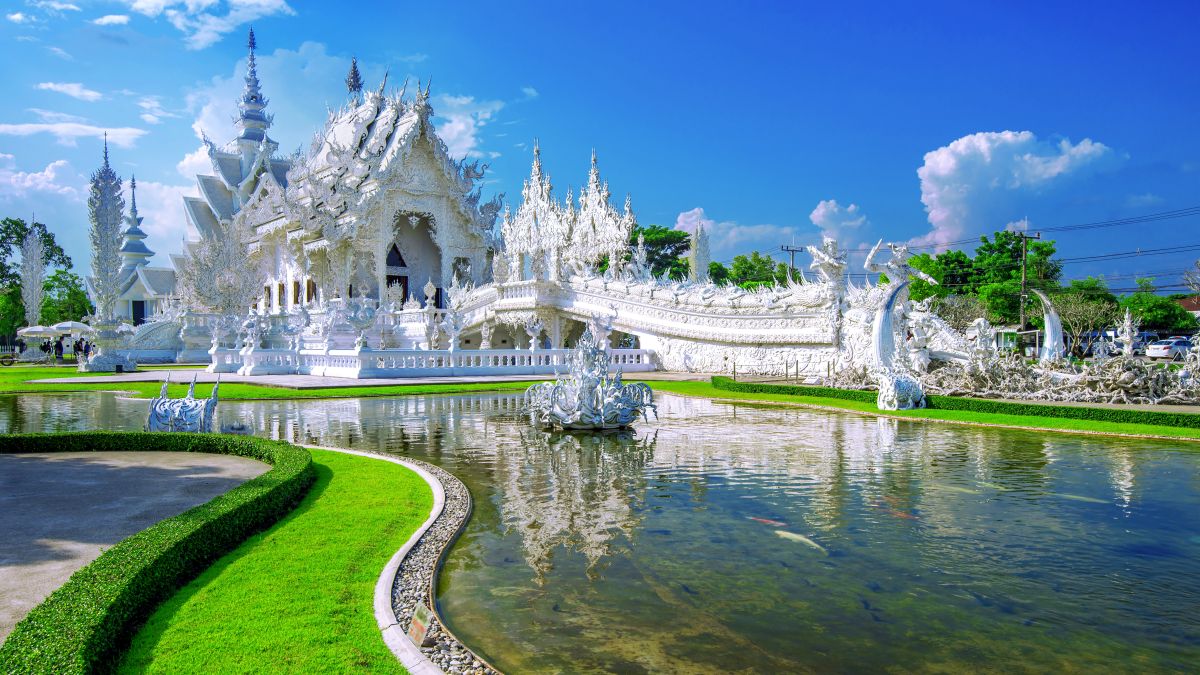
117;30;977;392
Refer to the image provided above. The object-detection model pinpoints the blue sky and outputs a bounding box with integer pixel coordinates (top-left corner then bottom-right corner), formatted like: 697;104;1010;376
1;1;1198;292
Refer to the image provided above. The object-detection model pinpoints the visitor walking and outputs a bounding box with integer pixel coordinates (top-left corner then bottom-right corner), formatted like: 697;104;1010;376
54;338;64;363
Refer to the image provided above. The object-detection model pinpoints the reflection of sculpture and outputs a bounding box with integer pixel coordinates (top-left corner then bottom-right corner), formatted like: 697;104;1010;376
525;329;656;429
146;372;220;433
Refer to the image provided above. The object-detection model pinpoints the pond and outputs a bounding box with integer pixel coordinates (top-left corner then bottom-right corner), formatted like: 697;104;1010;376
2;392;1198;672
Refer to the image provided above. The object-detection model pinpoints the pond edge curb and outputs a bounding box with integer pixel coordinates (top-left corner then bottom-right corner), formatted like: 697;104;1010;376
301;444;499;675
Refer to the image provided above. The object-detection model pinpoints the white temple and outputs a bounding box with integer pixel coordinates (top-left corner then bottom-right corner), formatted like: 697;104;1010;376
95;29;1200;410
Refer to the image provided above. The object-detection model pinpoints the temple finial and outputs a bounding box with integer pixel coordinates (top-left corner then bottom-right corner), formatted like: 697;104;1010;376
376;68;390;98
346;56;363;98
236;27;270;140
248;26;256;53
129;175;137;214
102;132;109;167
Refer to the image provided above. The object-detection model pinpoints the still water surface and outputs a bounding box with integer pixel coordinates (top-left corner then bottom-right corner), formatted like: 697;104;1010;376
2;392;1199;672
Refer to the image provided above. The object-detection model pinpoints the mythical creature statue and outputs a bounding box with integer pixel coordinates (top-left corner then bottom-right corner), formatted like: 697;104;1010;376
871;281;927;410
524;328;656;430
864;239;938;286
146;372;220;433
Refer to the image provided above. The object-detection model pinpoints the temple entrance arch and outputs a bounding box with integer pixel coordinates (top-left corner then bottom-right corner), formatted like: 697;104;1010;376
384;209;441;303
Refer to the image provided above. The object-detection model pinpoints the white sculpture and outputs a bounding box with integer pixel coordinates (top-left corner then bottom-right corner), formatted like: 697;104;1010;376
1032;289;1065;363
80;140;137;373
20;228;45;331
525;328;656;430
146;372;220;433
871;282;926;410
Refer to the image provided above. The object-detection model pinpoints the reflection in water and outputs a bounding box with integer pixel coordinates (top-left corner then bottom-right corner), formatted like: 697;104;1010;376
0;392;1197;672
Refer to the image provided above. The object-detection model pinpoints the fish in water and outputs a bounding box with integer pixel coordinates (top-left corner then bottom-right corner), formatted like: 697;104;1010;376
775;530;828;555
979;482;1009;491
748;516;787;527
937;485;980;495
1055;493;1108;504
887;509;918;521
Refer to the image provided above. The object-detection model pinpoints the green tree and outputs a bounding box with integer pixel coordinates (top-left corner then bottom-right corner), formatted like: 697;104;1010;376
708;261;730;285
0;217;73;342
41;269;93;324
604;225;691;279
1064;276;1118;304
1120;278;1199;332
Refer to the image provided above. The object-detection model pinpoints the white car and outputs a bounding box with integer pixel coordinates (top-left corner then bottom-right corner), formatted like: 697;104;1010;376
1146;339;1192;361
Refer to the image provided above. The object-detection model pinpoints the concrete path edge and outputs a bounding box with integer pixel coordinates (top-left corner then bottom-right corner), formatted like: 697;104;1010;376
301;444;446;675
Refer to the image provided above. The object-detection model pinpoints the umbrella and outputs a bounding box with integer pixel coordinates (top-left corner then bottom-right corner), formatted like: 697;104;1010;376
17;325;56;338
50;321;95;334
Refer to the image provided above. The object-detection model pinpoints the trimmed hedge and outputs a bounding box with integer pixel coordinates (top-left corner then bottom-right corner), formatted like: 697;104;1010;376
710;376;1200;429
0;432;315;674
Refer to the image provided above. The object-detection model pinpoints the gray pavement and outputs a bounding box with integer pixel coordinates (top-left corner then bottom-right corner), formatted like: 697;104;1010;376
0;451;269;641
33;370;709;390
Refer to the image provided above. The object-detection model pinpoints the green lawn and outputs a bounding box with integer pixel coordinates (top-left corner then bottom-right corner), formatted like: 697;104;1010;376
0;364;538;400
118;449;432;673
647;380;1200;441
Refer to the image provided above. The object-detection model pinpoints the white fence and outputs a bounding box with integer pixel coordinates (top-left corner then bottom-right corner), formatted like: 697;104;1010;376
221;347;655;379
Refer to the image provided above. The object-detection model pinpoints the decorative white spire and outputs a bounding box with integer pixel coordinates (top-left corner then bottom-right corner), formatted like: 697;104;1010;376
236;26;271;142
119;175;154;278
88;140;125;321
20;225;45;328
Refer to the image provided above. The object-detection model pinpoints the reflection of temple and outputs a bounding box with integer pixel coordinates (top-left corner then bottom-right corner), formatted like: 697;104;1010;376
215;391;1150;579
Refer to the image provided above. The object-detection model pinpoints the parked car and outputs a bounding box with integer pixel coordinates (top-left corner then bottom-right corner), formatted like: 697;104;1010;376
1146;338;1193;361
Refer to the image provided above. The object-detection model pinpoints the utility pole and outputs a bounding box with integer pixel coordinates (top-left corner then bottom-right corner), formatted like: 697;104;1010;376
1017;231;1041;330
781;243;805;283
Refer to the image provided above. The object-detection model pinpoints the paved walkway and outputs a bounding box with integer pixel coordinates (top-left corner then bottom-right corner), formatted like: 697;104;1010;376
33;370;709;390
0;451;269;640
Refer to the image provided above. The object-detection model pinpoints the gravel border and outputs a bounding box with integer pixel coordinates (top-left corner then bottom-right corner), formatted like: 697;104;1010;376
389;457;500;675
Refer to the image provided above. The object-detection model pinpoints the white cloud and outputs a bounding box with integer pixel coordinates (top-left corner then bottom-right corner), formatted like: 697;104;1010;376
183;40;345;146
809;199;867;241
93;14;130;25
126;179;197;254
125;0;295;50
675;207;803;262
0;122;147;148
47;46;73;60
176;144;209;179
7;12;33;23
1126;193;1164;208
0;157;84;200
914;130;1115;249
1004;217;1030;232
137;95;178;124
520;86;539;99
33;1;81;11
434;94;504;159
27;108;88;123
36;82;102;101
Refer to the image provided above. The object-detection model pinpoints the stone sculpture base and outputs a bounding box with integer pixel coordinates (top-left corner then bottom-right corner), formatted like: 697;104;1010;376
78;351;139;373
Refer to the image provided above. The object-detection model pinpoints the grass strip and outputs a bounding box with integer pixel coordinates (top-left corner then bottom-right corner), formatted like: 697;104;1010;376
118;448;432;674
646;379;1200;441
0;365;538;401
0;433;315;674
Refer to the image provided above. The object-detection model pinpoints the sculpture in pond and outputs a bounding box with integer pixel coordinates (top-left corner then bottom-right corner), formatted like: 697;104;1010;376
146;372;220;433
1032;289;1065;363
871;281;926;411
525;323;656;430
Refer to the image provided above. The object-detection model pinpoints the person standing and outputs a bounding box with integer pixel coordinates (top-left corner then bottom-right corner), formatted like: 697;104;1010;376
54;338;64;363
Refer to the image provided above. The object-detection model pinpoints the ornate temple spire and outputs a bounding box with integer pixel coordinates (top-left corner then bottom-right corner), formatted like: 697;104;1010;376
235;26;271;142
346;56;363;100
531;139;543;178
88;141;125;321
119;176;154;278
